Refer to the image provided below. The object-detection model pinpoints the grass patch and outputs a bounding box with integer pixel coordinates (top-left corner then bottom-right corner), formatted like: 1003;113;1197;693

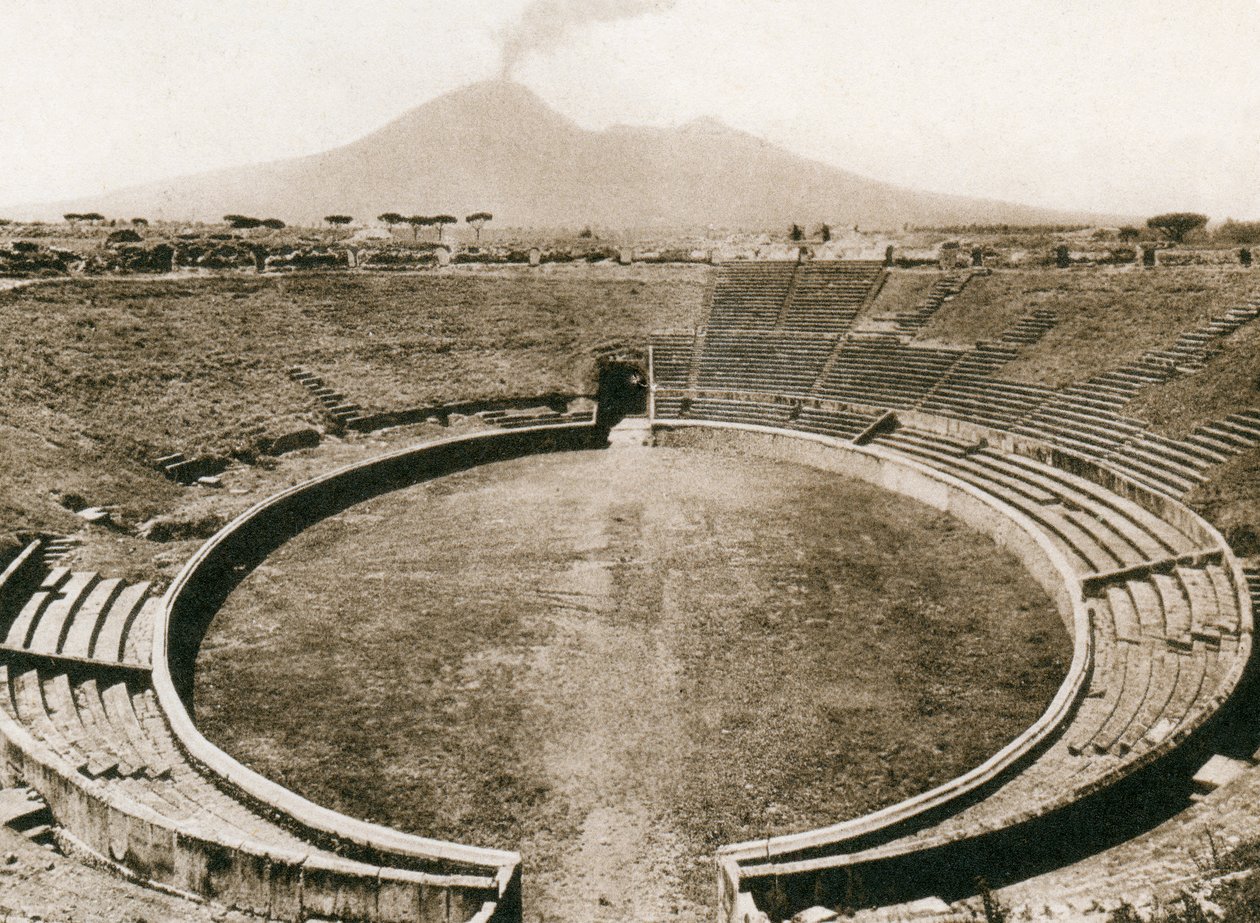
919;267;1258;387
0;266;706;540
195;445;1068;919
860;269;942;324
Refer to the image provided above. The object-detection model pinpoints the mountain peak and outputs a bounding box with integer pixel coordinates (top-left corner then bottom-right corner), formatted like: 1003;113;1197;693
681;115;733;133
21;80;1107;228
405;79;572;128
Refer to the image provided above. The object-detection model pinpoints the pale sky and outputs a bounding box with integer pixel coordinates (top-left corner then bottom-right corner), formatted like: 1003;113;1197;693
1;0;1258;218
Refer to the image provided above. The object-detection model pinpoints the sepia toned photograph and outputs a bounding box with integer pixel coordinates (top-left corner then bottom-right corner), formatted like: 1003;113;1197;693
1;2;1259;921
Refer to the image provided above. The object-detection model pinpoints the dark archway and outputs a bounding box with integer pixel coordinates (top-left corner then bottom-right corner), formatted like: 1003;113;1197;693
591;344;647;432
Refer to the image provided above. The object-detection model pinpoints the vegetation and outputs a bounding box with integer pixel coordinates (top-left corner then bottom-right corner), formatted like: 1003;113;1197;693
465;211;493;242
0;267;706;543
1217;219;1260;245
324;215;353;227
910;223;1092;234
197;443;1068;917
403;214;428;239
432;214;457;242
920;267;1259;388
1148;212;1210;244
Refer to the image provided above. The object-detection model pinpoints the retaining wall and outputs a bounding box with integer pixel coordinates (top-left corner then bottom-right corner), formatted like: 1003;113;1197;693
152;423;604;921
653;419;1251;923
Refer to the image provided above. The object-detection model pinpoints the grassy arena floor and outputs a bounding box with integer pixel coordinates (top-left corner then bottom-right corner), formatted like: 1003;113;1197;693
195;444;1069;923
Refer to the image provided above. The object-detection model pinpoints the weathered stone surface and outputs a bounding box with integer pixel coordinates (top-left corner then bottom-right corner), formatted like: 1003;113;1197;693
262;427;320;456
791;906;839;923
1192;754;1248;792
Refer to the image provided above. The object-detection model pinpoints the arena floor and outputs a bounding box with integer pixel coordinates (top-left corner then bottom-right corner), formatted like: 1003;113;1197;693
195;442;1070;922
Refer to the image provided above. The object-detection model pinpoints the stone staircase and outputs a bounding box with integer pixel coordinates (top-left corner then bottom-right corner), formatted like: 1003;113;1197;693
288;365;364;429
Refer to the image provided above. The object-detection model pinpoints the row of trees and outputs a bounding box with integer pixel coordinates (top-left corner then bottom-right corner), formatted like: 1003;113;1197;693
223;214;286;230
26;210;1256;247
44;211;494;241
1104;213;1252;246
374;211;493;242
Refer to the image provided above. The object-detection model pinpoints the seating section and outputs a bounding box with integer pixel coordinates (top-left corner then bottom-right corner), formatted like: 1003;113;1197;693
780;261;884;334
648;332;697;388
705;262;796;329
696;333;834;394
704;260;884;334
873;431;1200;573
916;342;1044;429
813;336;967;410
4;569;153;669
0;561;509;922
665;265;1259;500
1107;410;1260;497
479;408;596;429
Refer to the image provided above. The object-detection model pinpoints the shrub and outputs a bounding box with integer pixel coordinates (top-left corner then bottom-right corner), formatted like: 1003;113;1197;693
1216;219;1260;245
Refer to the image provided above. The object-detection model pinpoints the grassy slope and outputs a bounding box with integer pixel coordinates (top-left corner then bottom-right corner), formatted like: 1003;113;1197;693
1127;320;1260;549
917;266;1260;553
0;266;706;537
1127;317;1260;436
919;267;1259;387
861;269;941;323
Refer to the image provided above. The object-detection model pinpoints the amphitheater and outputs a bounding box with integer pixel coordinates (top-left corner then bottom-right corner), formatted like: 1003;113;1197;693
2;258;1260;923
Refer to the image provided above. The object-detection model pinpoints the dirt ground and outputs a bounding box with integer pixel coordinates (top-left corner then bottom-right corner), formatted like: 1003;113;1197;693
0;823;254;923
196;442;1069;923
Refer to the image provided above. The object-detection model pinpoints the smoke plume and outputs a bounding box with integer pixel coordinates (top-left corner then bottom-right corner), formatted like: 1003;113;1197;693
499;0;675;79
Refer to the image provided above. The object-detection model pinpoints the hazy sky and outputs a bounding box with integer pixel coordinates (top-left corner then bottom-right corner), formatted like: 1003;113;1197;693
1;0;1257;218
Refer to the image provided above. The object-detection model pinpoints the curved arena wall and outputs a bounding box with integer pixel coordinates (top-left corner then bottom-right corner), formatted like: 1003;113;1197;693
652;420;1251;922
151;423;599;922
5;411;1245;923
653;425;1088;842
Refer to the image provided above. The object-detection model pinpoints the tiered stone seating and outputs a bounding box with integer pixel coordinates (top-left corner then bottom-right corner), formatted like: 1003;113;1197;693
874;431;1197;574
917;344;1050;430
1013;400;1147;461
683;397;792;428
703;260;884;334
780;261;884;334
695;333;834;394
786;406;880;441
479;408;597;429
812;336;966;410
1107;410;1260;497
4;569;153;669
705;262;796;329
0;550;517;922
648;332;696;388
